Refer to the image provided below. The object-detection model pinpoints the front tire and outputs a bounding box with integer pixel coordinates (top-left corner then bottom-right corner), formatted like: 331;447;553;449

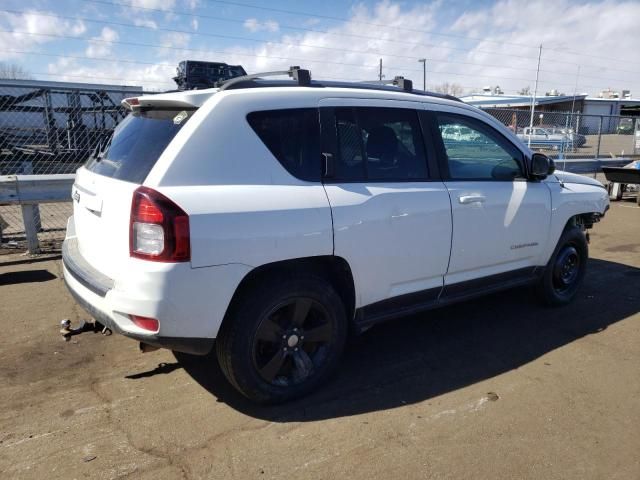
216;274;348;404
535;225;588;306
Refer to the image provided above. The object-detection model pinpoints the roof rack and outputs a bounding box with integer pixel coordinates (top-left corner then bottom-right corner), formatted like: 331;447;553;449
217;66;311;91
361;76;413;92
217;66;462;102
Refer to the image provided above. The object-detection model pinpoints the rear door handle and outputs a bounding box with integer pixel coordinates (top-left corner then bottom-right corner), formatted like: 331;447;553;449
459;195;486;204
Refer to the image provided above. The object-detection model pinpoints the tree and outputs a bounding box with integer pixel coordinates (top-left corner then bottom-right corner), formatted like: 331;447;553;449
0;62;32;80
433;82;464;96
518;86;531;95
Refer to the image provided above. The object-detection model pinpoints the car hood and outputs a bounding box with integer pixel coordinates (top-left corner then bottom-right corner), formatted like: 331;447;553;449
546;170;605;188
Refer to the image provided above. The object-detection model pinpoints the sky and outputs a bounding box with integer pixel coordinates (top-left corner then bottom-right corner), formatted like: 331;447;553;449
0;0;639;96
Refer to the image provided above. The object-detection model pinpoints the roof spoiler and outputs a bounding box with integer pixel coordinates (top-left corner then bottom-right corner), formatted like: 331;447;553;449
121;90;213;111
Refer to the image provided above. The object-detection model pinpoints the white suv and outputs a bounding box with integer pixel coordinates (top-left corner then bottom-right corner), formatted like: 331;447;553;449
63;70;609;403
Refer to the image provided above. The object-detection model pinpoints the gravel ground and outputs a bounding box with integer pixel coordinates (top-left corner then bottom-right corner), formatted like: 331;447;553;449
0;200;638;480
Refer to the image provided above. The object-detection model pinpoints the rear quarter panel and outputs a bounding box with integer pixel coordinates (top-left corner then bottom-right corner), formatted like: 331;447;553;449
146;90;333;269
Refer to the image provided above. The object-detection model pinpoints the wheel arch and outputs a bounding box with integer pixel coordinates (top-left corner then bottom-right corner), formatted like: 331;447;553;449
222;255;356;330
542;210;602;266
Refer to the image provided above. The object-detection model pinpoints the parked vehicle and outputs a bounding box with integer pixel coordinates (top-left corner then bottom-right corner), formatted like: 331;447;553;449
441;124;482;142
173;60;246;90
516;126;572;151
538;124;586;148
616;118;635;135
63;69;609;403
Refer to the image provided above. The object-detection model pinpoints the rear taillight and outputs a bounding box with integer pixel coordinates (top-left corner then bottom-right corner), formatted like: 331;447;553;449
130;186;190;262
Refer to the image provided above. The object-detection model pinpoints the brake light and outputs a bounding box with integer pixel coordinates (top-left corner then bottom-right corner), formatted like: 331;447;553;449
130;315;159;333
122;97;140;110
130;186;190;262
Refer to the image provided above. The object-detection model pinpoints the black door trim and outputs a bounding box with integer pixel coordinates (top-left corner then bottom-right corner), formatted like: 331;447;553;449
354;266;541;331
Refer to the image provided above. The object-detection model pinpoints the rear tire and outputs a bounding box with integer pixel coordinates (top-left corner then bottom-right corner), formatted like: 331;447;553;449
535;226;588;306
216;274;348;404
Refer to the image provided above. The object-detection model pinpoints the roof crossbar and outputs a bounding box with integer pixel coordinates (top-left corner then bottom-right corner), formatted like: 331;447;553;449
217;66;311;91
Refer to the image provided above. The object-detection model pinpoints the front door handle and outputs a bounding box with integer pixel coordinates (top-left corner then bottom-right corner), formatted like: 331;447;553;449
459;195;486;204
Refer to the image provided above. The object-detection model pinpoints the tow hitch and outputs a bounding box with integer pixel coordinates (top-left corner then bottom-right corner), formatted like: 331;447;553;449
60;318;112;341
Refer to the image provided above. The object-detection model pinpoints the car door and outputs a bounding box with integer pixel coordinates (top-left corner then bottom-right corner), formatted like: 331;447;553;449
431;111;551;297
319;99;452;315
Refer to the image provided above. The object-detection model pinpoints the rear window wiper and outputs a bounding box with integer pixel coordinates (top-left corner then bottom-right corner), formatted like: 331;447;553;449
90;134;113;163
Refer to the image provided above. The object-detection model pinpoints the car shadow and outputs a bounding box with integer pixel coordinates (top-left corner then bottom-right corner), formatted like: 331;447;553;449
176;258;640;421
0;269;57;286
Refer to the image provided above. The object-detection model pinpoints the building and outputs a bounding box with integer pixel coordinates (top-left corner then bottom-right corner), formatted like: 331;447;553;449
460;90;640;133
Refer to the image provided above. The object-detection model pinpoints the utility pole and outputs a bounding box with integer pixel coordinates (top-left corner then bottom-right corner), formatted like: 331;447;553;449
527;44;542;148
418;58;426;90
570;65;581;115
379;58;383;81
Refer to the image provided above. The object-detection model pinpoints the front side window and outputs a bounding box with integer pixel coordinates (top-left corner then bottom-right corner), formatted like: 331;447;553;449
334;107;428;181
247;108;320;181
437;114;523;181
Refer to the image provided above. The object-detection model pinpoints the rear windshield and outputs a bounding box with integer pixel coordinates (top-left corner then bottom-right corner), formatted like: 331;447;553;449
85;109;194;183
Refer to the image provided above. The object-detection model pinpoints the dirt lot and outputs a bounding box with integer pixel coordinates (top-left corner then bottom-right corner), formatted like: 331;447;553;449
1;201;638;480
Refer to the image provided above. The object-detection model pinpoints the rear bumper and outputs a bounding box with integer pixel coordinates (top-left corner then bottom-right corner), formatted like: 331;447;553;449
62;229;252;356
64;276;213;355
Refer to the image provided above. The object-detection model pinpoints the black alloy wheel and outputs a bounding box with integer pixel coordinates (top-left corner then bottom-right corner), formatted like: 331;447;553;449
252;297;333;387
216;274;347;403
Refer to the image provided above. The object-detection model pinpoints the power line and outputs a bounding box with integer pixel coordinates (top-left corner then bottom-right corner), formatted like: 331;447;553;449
85;0;640;67
5;8;640;79
83;0;640;66
2;8;542;64
9;44;636;94
22;71;174;86
7;37;598;81
4;32;639;93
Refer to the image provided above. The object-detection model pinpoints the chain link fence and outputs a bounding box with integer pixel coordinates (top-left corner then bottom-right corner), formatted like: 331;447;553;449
0;80;142;255
2;83;638;256
485;108;639;160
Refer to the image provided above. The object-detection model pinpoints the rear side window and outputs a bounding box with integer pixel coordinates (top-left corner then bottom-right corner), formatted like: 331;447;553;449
247;109;320;181
85;109;194;184
334;107;428;181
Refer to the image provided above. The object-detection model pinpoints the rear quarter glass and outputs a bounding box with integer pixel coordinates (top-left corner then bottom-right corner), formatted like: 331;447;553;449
85;109;194;184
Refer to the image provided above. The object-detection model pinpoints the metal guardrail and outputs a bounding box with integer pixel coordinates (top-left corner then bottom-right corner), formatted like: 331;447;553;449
0;158;631;256
0;174;74;253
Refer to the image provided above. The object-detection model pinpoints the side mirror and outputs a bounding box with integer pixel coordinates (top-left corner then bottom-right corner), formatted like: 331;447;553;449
529;153;555;179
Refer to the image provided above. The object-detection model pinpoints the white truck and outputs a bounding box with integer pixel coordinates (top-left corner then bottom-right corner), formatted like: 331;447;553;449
62;69;609;403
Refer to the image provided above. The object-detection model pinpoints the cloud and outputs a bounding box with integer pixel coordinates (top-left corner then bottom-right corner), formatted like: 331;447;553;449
191;18;198;31
159;32;191;49
18;0;640;96
86;27;119;58
0;10;86;60
125;0;176;10
243;18;280;33
46;56;175;90
219;0;640;95
133;18;158;29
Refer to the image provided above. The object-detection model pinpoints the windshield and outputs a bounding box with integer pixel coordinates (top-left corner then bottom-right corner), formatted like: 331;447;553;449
85;109;194;183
